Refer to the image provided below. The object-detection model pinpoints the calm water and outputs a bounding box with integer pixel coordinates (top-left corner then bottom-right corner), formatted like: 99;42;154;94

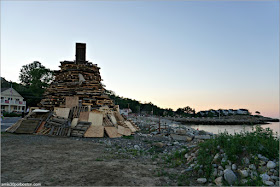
177;122;280;136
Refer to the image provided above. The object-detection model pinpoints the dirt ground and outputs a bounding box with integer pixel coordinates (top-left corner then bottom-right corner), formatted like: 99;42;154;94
1;133;169;186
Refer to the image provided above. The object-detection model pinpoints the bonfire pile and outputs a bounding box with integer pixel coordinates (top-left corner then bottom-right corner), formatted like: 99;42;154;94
6;43;139;138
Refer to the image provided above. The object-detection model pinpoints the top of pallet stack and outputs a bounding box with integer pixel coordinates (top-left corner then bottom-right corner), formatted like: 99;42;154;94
39;43;114;109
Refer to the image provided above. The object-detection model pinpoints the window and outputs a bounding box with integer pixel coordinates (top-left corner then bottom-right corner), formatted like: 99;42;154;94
22;106;25;110
1;105;5;109
14;106;17;110
1;97;3;100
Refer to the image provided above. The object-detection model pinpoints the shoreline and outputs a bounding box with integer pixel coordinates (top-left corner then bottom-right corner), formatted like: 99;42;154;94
164;116;279;125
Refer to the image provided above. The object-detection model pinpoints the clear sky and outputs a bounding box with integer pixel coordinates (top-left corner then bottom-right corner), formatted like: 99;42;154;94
1;1;279;118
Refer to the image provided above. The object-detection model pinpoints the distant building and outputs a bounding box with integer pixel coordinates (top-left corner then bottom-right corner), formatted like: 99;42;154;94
237;109;249;115
120;108;132;117
1;88;26;113
197;108;250;117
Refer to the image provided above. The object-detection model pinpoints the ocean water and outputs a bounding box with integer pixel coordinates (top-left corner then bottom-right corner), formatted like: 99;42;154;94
180;122;280;136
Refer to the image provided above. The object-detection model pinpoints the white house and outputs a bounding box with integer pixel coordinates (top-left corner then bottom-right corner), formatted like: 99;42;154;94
237;109;249;115
120;108;132;117
1;88;26;113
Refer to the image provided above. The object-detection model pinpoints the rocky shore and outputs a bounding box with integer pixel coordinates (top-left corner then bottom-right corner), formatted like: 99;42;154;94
167;115;279;125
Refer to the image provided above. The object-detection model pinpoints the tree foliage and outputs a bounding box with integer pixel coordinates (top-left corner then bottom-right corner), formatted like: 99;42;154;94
19;61;53;89
17;61;54;107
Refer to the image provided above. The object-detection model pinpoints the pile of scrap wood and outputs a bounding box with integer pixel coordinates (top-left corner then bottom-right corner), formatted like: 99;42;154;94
6;105;140;138
39;60;114;109
6;43;140;138
6;109;52;134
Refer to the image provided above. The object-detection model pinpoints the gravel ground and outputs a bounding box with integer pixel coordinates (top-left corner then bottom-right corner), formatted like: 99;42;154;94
1;132;202;186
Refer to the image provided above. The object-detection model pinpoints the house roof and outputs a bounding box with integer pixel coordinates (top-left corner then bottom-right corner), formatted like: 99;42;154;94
1;88;10;92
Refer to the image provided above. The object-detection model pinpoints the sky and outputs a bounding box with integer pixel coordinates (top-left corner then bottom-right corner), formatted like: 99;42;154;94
1;1;279;118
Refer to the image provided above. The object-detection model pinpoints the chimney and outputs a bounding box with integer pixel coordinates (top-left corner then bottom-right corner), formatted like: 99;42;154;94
75;43;86;64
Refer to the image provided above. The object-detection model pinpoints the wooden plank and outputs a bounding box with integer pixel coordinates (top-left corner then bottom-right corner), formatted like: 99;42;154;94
14;120;40;134
117;125;132;136
71;118;79;128
88;110;103;126
114;111;125;122
54;107;70;119
79;111;90;122
6;119;23;133
124;121;137;133
84;126;104;138
35;121;46;133
104;127;121;138
108;113;117;126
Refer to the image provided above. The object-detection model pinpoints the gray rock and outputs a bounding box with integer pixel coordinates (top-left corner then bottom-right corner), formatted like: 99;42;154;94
197;178;207;184
264;181;274;186
152;142;165;148
184;153;188;159
218;170;224;177
220;149;224;153
249;164;256;170
267;161;276;169
134;145;140;150
239;170;249;178
212;168;218;177
260;173;270;181
232;164;237;170
250;171;258;178
240;179;248;184
223;169;237;185
270;175;279;181
213;153;220;163
212;164;217;168
171;134;193;141
218;165;224;170
242;157;250;165
195;135;211;140
225;165;231;170
221;158;227;163
214;177;223;186
258;154;269;162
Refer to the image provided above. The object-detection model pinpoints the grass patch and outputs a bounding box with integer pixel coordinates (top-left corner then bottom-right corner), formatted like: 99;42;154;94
165;148;188;167
122;135;134;139
196;125;279;181
95;158;104;161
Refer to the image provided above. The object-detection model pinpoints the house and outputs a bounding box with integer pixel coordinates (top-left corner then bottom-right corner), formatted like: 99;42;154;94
237;109;249;115
1;88;26;113
120;108;132;117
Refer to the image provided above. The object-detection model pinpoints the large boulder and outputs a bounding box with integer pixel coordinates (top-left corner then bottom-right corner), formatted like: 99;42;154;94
267;161;276;169
170;134;193;141
197;178;207;184
194;135;211;140
223;169;237;185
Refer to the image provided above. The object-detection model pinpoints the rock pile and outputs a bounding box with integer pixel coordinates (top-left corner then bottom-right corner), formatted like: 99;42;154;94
184;145;279;186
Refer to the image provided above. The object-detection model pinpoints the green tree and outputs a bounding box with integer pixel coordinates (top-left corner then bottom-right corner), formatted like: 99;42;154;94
19;61;54;106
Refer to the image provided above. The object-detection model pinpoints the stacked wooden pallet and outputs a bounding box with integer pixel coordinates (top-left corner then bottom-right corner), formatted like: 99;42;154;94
9;43;141;139
6;111;51;134
39;60;114;109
